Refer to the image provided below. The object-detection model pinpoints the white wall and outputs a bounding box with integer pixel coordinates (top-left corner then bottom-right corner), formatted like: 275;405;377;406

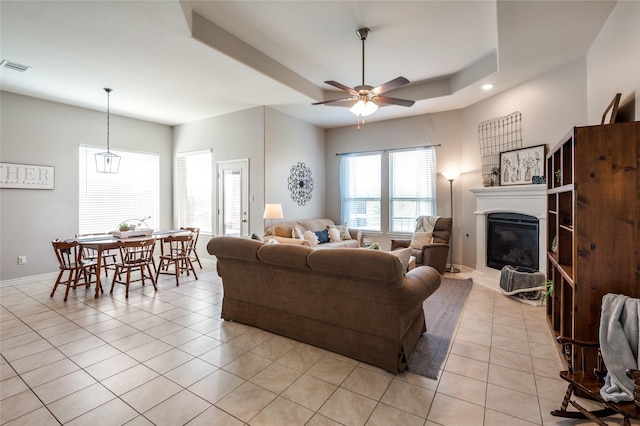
265;108;325;223
586;0;640;123
173;107;265;241
325;110;464;249
459;58;588;268
0;92;173;281
173;107;326;243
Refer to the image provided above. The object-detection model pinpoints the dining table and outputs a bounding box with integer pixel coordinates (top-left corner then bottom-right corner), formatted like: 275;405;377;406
72;229;192;298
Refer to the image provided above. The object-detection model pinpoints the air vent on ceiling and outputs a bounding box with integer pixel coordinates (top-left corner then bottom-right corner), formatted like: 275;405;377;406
0;60;31;72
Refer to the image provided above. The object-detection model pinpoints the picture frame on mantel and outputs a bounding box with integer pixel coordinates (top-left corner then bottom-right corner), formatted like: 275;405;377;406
499;144;545;186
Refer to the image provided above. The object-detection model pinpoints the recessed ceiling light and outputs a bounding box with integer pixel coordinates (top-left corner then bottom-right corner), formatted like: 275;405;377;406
481;83;494;90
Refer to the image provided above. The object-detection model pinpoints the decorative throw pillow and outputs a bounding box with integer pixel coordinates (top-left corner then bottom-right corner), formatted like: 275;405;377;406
410;232;433;249
291;225;304;240
335;223;352;240
313;229;330;244
266;238;279;245
251;233;262;241
391;248;412;274
327;227;341;243
303;230;319;247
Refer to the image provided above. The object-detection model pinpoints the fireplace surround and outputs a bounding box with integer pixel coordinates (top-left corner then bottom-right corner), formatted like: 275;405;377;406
470;184;546;282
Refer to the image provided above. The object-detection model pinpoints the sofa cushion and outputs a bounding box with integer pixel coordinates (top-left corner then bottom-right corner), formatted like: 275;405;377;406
327;227;341;243
258;244;313;270
327;222;352;240
307;248;401;282
410;232;433;249
314;229;330;244
303;230;319;247
391;248;412;274
292;225;304;240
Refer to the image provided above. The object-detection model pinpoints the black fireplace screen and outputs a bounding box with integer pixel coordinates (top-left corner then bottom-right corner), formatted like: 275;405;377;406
487;212;539;270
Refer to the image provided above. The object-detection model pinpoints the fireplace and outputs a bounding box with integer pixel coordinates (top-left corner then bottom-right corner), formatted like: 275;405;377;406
470;184;546;280
486;213;539;270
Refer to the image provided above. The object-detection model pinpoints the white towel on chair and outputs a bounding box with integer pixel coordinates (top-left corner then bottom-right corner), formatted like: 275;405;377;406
415;216;440;233
599;293;640;402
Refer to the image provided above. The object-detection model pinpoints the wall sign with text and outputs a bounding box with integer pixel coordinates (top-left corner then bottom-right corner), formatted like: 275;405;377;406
0;162;55;190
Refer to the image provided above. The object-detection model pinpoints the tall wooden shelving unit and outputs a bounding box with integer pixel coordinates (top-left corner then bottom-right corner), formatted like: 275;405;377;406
546;121;640;370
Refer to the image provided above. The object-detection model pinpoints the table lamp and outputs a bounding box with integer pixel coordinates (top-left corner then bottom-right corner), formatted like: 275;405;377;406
263;203;283;241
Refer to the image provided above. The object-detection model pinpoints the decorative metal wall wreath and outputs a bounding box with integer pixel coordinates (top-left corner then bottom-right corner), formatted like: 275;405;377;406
287;162;314;205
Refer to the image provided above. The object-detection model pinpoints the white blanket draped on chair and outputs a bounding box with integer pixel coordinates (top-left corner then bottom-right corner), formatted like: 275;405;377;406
599;293;640;402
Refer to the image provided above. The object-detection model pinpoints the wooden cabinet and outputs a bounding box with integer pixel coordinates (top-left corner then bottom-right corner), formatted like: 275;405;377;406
546;122;640;370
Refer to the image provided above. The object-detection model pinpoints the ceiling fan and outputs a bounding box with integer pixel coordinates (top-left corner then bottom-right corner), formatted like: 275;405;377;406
312;27;415;122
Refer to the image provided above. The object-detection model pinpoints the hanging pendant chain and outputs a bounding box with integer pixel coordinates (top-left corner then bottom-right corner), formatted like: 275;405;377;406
106;91;110;153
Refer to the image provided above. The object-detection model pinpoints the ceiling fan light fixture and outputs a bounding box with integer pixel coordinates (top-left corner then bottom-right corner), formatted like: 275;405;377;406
350;99;378;117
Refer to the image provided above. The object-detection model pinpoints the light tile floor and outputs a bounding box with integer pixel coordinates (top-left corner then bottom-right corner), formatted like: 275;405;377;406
0;265;630;425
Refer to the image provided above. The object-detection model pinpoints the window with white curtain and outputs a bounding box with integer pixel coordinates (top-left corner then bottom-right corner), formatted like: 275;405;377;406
177;150;212;234
389;148;437;232
340;153;382;231
340;147;437;234
79;145;159;234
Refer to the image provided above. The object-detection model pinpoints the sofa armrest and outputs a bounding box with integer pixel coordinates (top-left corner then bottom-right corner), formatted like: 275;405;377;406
391;239;411;251
398;266;441;310
263;236;311;246
349;229;363;246
421;243;450;274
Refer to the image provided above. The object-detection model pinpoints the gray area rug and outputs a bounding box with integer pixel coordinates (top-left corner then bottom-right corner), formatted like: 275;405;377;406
407;277;473;379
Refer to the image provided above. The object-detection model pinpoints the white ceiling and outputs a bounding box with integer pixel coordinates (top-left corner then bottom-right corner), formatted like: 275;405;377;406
0;1;616;129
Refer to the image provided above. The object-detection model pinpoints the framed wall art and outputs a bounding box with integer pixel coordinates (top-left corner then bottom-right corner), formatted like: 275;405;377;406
499;144;545;186
0;162;55;190
287;162;314;205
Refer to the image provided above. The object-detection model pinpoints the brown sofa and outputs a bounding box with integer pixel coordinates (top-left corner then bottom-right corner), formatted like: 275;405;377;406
263;218;362;248
391;217;452;274
207;236;441;373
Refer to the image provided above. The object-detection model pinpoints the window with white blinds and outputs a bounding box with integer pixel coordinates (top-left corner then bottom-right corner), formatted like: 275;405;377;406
389;147;437;232
79;145;159;234
340;153;382;231
177;150;212;234
339;147;437;234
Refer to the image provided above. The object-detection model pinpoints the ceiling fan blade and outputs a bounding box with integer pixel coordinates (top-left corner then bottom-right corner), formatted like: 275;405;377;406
324;81;358;96
371;77;410;95
374;95;415;107
311;97;355;106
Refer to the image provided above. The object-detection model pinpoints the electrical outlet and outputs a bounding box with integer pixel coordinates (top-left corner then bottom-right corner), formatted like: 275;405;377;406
18;256;26;265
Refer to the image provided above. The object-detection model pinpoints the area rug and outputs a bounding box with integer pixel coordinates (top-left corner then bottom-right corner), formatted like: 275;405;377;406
407;277;473;379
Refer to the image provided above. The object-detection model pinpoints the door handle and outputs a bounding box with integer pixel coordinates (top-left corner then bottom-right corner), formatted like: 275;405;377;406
242;219;247;223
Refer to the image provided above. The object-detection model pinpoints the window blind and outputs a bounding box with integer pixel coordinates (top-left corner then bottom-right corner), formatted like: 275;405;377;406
79;145;159;234
177;150;212;234
389;147;437;232
340;153;381;231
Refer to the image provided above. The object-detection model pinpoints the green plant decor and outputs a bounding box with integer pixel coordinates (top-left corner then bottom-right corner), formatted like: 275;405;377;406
555;169;562;183
541;280;553;303
119;222;130;231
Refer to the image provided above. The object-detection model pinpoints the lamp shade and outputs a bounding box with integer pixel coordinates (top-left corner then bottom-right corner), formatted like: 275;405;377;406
263;203;283;219
442;171;460;181
349;99;378;117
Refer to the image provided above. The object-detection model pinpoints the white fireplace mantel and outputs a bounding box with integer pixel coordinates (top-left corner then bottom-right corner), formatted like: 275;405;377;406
470;184;547;281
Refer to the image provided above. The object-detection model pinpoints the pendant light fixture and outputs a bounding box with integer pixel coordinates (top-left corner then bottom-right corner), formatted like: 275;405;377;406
95;88;121;173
